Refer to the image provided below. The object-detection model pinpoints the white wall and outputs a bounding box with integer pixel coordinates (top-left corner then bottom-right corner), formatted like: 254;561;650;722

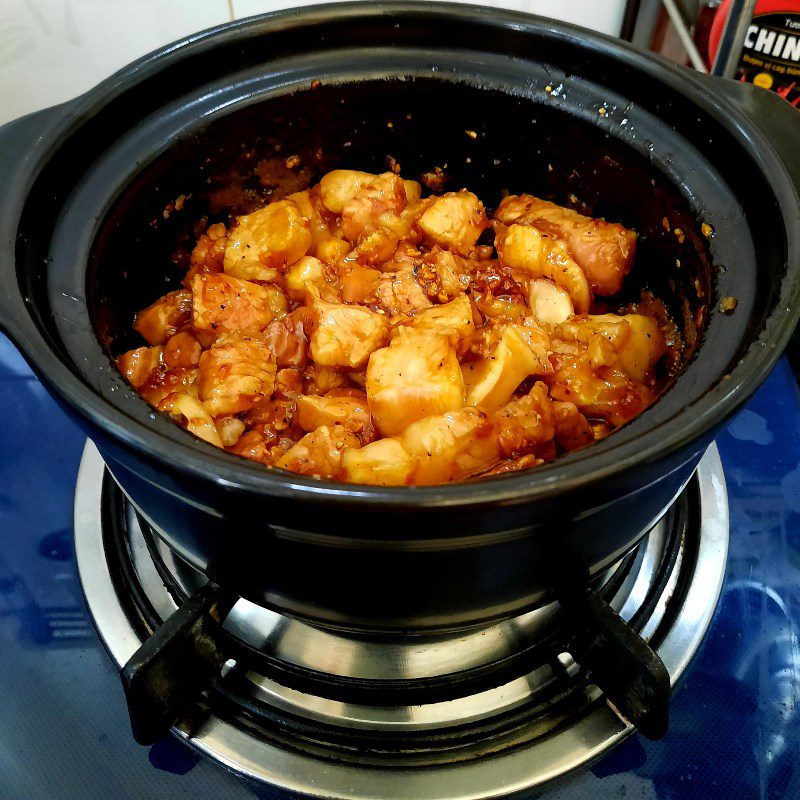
0;0;625;125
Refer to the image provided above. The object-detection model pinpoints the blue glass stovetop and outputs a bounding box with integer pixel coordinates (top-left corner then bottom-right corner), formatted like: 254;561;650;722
1;331;799;800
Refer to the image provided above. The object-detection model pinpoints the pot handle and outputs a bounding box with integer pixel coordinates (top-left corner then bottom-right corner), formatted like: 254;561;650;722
691;75;800;356
690;73;800;191
0;103;70;344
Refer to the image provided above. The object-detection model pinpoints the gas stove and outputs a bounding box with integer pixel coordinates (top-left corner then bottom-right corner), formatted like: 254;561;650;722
2;330;800;798
74;439;726;798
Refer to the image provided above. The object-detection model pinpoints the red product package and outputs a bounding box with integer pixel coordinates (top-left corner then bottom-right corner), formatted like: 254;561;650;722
709;0;800;106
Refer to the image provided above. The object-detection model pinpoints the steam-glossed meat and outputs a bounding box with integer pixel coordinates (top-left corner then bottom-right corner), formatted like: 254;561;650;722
116;169;673;485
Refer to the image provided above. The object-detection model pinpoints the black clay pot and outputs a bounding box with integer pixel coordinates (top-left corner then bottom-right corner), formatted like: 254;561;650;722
1;3;798;632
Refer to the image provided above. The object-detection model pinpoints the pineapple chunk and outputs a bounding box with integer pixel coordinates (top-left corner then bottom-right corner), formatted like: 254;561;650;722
556;313;665;381
286;189;333;250
295;391;372;435
391;295;474;354
319;170;377;213
616;314;666;381
139;367;198;407
341;438;414;486
315;235;351;267
286;188;352;267
342;407;497;486
379;197;434;244
303;364;351;395
494;194;636;296
117;346;162;389
475;295;529;322
224;199;312;278
163;331;202;369
366;331;465;437
462;325;550;411
157;392;223;448
133;289;192;345
418;190;488;255
262;283;289;319
285;256;335;302
403;180;422;205
350;226;400;266
340;265;383;304
527;279;574;326
275;424;360;478
497;224;590;313
198;333;276;416
399;407;497;484
309;300;389;369
191;273;277;333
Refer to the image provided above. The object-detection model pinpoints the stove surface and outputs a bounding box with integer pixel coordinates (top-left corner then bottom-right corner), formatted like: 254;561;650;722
73;438;725;797
2;329;800;800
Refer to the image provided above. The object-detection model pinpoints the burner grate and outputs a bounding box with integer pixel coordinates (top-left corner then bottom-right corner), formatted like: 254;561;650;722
123;490;651;709
103;468;682;758
75;441;728;798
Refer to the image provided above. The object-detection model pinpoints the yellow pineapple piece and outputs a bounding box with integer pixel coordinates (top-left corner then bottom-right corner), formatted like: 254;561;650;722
403;179;422;205
366;331;465;437
157;392;223;448
286;189;332;250
418;190;488;255
556;313;665;381
463;324;550;411
497;224;590;313
224;199;312;278
117;346;162;389
315;235;351;267
285;256;337;302
341;438;414;486
319;170;377;213
133;289;192;345
309;299;390;369
295;391;371;434
391;295;474;354
399;407;497;484
342;407;496;486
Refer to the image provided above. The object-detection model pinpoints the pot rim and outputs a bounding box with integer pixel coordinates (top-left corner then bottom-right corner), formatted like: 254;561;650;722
7;1;800;510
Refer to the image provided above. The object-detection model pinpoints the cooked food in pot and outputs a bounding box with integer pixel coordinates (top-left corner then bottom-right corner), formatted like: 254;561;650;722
116;169;677;485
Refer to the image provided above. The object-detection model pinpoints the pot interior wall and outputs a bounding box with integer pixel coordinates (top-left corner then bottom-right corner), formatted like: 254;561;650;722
90;78;712;367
